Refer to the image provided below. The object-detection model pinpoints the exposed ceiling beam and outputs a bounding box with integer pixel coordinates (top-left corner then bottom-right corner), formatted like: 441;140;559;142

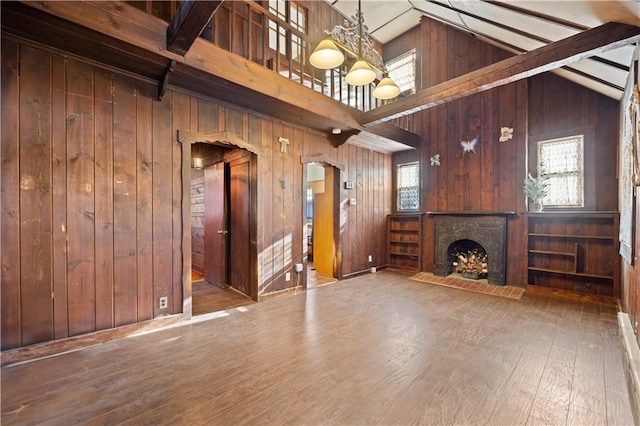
167;0;223;55
361;22;640;126
157;59;176;101
364;123;421;150
329;129;361;148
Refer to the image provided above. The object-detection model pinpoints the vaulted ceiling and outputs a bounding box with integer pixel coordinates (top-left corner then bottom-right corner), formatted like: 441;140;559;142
330;0;640;100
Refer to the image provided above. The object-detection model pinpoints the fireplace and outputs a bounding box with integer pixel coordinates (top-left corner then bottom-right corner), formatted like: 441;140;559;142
431;213;510;286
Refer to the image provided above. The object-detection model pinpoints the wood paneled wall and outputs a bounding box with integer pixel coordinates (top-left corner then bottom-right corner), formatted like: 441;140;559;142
390;19;528;286
621;46;640;339
528;72;619;212
191;171;205;274
389;19;619;288
0;38;391;350
1;40;182;349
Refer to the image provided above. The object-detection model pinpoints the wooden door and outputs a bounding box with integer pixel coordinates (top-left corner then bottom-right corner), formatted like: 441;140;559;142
313;166;335;277
204;162;227;288
229;156;251;296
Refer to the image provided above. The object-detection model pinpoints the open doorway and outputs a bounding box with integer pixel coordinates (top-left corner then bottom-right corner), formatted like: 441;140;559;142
180;131;259;318
190;145;255;315
303;157;343;288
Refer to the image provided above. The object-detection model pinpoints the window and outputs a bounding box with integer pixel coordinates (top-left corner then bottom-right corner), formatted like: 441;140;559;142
289;2;306;62
386;49;416;96
268;0;287;56
397;162;420;211
268;0;307;62
537;135;584;207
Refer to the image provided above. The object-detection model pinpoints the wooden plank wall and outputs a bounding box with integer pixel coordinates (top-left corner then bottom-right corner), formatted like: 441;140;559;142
191;171;205;274
0;38;391;350
621;46;640;340
528;72;619;212
386;19;618;288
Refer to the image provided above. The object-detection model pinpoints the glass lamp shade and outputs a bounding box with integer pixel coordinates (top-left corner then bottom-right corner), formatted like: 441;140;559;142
192;156;204;170
309;39;345;69
345;60;376;86
373;77;401;99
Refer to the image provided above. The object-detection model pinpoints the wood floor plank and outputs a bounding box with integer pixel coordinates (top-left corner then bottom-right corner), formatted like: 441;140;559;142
605;386;636;425
1;270;633;425
567;402;606;425
486;350;548;424
192;280;254;315
527;345;576;425
571;336;606;416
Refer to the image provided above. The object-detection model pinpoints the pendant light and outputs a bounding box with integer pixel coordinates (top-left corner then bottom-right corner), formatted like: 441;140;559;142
345;0;376;86
346;60;376;86
309;39;345;69
309;0;400;99
372;76;401;99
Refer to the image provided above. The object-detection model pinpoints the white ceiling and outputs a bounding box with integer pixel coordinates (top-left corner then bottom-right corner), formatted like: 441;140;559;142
329;0;640;100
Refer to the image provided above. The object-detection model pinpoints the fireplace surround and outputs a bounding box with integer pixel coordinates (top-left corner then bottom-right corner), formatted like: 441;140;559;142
431;212;513;286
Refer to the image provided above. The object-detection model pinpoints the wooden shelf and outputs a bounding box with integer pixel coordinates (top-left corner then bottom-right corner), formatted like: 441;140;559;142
528;233;614;241
388;214;423;272
528;249;574;256
527;267;613;281
526;212;619;298
390;252;420;258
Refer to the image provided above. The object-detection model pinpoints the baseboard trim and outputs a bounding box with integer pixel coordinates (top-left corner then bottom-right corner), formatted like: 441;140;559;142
618;312;640;425
525;285;618;306
1;314;183;367
342;265;387;279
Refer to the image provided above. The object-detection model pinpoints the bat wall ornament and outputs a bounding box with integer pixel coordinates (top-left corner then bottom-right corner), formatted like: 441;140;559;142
460;136;479;154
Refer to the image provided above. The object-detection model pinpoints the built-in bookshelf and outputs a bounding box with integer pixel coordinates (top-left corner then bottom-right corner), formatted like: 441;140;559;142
388;214;423;272
526;212;619;298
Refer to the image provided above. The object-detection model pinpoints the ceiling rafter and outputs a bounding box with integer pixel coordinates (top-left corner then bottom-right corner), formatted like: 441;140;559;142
413;1;630;91
484;1;590;31
425;0;555;45
361;22;640;126
167;0;224;56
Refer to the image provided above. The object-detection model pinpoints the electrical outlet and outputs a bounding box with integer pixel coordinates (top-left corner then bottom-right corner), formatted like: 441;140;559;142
295;263;303;273
285;272;291;281
159;296;168;309
368;255;372;262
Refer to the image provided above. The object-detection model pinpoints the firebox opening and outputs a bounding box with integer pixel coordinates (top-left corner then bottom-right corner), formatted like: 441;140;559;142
447;239;488;277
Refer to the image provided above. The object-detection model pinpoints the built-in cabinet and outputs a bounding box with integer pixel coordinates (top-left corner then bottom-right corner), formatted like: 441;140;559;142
526;212;620;298
388;214;423;272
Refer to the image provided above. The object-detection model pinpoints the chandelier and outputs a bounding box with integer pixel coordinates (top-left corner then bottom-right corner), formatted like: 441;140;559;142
309;0;401;100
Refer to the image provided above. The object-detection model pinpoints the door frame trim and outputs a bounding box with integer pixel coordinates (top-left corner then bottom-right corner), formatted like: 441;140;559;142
178;130;260;319
179;130;263;157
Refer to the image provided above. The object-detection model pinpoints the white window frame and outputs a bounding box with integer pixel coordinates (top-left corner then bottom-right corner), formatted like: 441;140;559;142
537;134;584;207
397;161;420;211
386;49;416;96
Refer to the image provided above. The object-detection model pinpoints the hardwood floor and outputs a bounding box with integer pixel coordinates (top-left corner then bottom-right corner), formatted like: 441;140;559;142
1;270;634;425
192;279;254;316
306;262;338;289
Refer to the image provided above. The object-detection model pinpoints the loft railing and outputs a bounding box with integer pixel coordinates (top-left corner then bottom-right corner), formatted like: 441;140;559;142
127;0;383;112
